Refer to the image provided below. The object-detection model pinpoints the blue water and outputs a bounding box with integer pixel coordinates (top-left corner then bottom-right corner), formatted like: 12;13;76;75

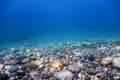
0;0;120;44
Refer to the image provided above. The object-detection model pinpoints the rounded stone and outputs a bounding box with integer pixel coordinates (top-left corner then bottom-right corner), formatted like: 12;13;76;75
49;60;63;71
22;58;30;64
0;64;4;70
68;64;80;73
21;63;38;70
55;71;73;80
9;66;19;72
113;57;120;68
101;57;113;65
16;70;25;76
63;49;73;55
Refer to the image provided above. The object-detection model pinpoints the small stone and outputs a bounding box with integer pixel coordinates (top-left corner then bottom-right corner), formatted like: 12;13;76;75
63;49;73;55
31;71;39;76
0;64;4;70
113;57;120;68
68;64;80;73
22;58;30;64
9;66;19;72
16;70;25;76
60;59;69;66
49;60;63;71
88;69;97;75
33;60;42;66
29;56;37;60
101;57;113;65
55;71;73;80
81;74;87;80
15;55;27;64
96;56;106;59
41;74;52;79
21;63;38;70
77;62;83;68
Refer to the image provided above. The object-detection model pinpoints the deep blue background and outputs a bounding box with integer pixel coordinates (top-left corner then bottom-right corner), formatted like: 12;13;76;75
0;0;120;43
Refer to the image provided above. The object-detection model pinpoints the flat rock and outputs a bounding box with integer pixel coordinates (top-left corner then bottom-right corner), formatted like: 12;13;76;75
21;63;38;70
68;64;80;73
22;58;30;64
55;70;73;80
113;57;120;68
9;66;19;72
16;70;25;76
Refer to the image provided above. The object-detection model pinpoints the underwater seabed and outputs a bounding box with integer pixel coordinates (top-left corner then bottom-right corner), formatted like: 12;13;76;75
0;38;120;80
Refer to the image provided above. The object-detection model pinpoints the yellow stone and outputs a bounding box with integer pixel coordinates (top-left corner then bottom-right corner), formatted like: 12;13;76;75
49;60;63;71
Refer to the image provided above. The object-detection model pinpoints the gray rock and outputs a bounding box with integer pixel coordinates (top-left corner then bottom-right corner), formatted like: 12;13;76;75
68;64;80;73
15;55;27;64
113;57;120;68
9;66;19;72
22;58;30;64
55;71;73;80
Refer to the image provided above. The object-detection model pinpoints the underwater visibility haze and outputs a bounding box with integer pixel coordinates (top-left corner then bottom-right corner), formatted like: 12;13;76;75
1;1;120;80
1;0;120;44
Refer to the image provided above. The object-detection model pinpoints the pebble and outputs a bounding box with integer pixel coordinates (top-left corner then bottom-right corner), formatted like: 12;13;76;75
0;64;4;70
101;57;113;65
16;70;25;76
9;66;19;72
63;49;73;55
55;70;73;80
68;64;80;73
22;58;30;64
49;60;63;71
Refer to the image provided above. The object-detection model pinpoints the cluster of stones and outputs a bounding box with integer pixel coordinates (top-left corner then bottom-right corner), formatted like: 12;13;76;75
0;40;120;80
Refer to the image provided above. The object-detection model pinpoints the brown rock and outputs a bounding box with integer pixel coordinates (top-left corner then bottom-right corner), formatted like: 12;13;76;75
89;69;97;75
81;74;87;80
96;56;106;59
29;56;37;60
60;59;69;66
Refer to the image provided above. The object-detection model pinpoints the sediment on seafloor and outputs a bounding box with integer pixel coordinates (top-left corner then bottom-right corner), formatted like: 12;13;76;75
0;40;120;80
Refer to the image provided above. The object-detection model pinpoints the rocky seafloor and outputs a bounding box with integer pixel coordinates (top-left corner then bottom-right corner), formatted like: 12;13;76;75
1;40;120;80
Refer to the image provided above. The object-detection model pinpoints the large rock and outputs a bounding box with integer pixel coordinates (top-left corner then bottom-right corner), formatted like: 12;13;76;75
101;57;113;65
55;71;73;80
68;64;80;73
113;57;120;68
0;72;8;80
15;55;27;64
21;63;38;70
